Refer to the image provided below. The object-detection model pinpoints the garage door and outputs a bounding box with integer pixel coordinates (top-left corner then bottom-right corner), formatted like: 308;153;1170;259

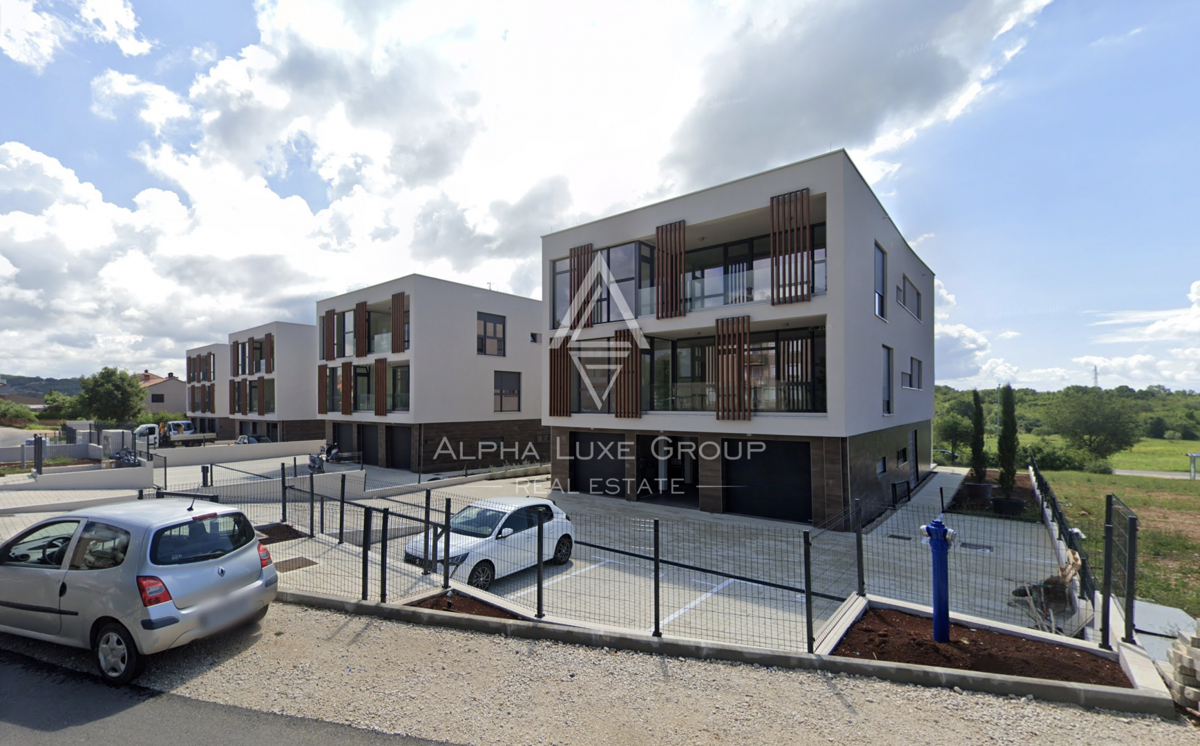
387;426;411;470
359;425;380;466
723;440;812;522
570;432;625;497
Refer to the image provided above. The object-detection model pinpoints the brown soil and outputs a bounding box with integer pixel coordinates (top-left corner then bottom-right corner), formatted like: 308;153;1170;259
833;608;1131;688
413;592;523;620
947;469;1038;516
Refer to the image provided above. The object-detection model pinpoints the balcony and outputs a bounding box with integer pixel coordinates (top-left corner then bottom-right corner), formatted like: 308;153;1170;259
354;393;374;412
372;332;392;354
390;392;409;412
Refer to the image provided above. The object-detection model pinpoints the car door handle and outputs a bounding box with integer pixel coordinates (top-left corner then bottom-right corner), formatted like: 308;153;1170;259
59;582;66;598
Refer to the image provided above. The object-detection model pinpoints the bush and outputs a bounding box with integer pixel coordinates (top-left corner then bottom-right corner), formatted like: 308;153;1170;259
0;399;37;426
1025;443;1088;472
1082;458;1114;474
1032;426;1055;437
1165;430;1183;441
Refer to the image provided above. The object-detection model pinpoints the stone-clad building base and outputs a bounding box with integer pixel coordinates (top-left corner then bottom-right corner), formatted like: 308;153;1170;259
324;418;548;472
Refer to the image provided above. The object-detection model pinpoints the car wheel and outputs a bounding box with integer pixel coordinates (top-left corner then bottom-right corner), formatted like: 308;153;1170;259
467;561;494;591
552;535;573;565
94;622;144;686
245;604;269;626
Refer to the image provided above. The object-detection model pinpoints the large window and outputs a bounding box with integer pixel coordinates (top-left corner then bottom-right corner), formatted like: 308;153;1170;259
264;379;276;413
477;312;506;356
882;345;894;415
336;310;354;358
591;242;638;324
685;226;827;312
388;364;409;412
248;380;259;412
494;371;521;412
367;310;392;354
902;357;923;390
353;365;373;411
327;366;341;412
552;258;570;329
899;276;921;320
874;243;887;319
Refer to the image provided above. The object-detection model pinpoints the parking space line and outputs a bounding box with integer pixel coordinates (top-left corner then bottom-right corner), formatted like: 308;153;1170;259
505;559;614;599
657;578;735;631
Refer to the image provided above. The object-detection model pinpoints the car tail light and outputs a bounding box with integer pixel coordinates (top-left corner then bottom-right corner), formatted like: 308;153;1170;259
258;542;272;568
137;576;172;607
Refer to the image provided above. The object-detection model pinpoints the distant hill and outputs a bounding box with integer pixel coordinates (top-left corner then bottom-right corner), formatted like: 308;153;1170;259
0;374;84;399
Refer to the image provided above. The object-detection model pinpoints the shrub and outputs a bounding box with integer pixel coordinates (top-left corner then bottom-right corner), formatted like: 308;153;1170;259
1082;458;1114;475
1165;430;1183;441
1025;443;1087;472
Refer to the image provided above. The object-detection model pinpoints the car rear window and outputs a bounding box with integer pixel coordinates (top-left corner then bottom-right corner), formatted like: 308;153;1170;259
150;512;257;566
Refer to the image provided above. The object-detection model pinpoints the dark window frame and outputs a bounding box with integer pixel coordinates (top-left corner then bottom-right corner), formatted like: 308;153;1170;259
494;370;521;412
874;243;887;319
477;312;506;357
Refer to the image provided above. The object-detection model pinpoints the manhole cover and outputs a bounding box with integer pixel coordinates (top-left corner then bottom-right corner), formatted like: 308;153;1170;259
887;534;913;541
274;557;317;573
258;523;308;545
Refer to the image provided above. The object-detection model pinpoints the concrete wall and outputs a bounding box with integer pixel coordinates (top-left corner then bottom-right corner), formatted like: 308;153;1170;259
152;439;325;467
0;464;153;491
0;442;92;463
846;419;933;523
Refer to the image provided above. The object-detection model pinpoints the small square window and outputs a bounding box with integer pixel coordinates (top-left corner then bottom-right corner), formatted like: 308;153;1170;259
530;333;542;343
897;448;908;466
876;457;887;476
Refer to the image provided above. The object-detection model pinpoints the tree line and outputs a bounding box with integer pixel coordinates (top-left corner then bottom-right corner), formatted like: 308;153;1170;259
2;368;181;429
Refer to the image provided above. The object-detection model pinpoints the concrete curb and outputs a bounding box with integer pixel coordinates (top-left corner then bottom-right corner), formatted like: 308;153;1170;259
276;589;1177;718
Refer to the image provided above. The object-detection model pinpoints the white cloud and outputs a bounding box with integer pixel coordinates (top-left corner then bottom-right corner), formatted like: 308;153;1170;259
78;0;151;56
1073;351;1200;387
0;0;70;72
934;279;956;321
1090;280;1200;343
1091;26;1143;47
997;331;1021;339
91;71;193;135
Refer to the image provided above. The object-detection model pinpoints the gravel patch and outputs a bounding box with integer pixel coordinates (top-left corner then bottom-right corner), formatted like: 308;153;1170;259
1;603;1197;745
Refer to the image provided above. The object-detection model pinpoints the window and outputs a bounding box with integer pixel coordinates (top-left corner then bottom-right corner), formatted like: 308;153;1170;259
389;364;410;412
327;366;341;412
336;310;354;358
1;521;79;567
69;522;131;571
248;380;259;412
264;379;276;413
897;448;908;466
551;258;571;329
151;393;164;403
592;242;637;324
876;457;887;477
252;340;264;372
494;371;521;412
530;333;541;343
150;512;256;566
367;309;392;354
478;313;506;356
874;243;887;319
500;507;536;535
353;365;373;411
882;345;893;415
901;357;923;390
899;276;921;320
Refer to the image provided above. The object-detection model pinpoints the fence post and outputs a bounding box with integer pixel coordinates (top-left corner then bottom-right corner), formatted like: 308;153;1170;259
855;500;866;597
423;489;432;575
361;508;372;602
442;498;451;590
293;456;298;479
319;490;326;536
803;530;815;654
1101;520;1114;651
1123;514;1138;644
380;508;390;604
308;473;315;539
137;489;143;501
338;473;346;544
280;464;288;523
155;487;162;500
653;519;662;637
535;513;545;619
162;454;167;490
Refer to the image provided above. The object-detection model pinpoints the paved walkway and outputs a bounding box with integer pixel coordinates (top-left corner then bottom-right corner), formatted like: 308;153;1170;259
1113;468;1193;480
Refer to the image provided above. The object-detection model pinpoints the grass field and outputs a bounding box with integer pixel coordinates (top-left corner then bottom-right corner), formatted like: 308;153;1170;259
974;434;1199;473
1043;470;1200;617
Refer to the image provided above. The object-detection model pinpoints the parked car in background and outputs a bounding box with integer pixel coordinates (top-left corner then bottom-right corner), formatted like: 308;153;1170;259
404;497;573;591
132;424;159;448
0;500;277;684
235;435;272;445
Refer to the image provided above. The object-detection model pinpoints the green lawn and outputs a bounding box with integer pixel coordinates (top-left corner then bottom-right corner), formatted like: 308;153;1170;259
1042;470;1200;617
974;434;1199;473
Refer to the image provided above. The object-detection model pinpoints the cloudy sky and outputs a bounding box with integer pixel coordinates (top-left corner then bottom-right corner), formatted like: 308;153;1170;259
0;0;1197;390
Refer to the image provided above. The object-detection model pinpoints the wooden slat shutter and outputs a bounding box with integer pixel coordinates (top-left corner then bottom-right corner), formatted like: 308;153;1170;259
655;221;686;319
770;188;811;305
374;358;388;416
549;344;571;417
230;341;238;376
568;244;595;329
779;332;815;413
391;292;407;353
317;364;328;415
264;333;274;374
341;362;352;415
354;302;368;358
323;310;336;361
613;328;641;419
257;376;266;416
240;379;249;416
207;384;214;414
716;316;750;421
229;380;236;415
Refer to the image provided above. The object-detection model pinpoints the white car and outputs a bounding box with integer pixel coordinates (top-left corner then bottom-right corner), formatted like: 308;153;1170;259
404;497;574;590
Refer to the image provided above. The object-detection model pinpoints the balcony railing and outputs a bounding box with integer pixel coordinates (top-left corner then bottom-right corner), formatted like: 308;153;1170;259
647;382;822;413
354;393;374;412
372;332;392;354
390;392;409;412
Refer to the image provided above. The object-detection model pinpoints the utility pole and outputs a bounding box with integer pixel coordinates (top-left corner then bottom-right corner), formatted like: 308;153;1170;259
1093;365;1099;388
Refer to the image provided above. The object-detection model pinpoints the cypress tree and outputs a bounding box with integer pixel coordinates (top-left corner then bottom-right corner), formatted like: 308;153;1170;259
970;389;987;483
998;384;1018;496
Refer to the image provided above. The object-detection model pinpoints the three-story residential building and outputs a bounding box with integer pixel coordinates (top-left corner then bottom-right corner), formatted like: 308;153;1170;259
227;322;323;442
541;150;934;528
316;275;547;471
185;344;229;437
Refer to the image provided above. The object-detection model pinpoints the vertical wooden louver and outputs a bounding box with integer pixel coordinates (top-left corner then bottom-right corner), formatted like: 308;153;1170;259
655;220;686;319
374;358;388;416
240;379;249;416
340;362;352;416
391;292;407;352
613;328;641;419
264;333;274;374
549;344;571;417
207;384;215;414
317;364;328;415
354;301;368;358
230;341;238;376
246;337;255;373
228;380;236;415
323;310;336;361
715;315;750;421
770;188;811;305
568;244;595;329
779;333;815;413
257;376;266;416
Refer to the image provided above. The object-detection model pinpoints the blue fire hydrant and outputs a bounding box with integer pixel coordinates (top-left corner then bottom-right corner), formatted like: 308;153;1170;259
922;518;956;642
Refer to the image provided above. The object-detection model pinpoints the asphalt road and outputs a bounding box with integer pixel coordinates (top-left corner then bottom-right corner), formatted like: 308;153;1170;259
0;426;32;448
1112;468;1194;480
0;649;453;746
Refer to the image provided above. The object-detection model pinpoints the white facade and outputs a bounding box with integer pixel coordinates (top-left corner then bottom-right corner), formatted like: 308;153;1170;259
228;321;318;426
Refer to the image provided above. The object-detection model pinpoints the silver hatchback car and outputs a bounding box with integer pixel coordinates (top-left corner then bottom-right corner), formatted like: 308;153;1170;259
0;499;278;684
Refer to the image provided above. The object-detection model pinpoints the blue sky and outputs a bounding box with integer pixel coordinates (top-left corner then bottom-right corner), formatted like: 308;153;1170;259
0;0;1197;389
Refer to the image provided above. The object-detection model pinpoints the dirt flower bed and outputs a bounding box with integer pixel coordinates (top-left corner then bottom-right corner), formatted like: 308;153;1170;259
412;591;523;620
948;469;1039;517
833;608;1131;688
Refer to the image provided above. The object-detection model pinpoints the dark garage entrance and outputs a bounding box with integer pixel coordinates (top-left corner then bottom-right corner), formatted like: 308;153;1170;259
334;423;354;453
358;425;380;466
387;425;411;470
570;432;626;497
723;439;812;523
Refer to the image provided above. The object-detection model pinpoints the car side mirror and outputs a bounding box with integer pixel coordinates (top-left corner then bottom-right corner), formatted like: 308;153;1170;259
498;528;514;539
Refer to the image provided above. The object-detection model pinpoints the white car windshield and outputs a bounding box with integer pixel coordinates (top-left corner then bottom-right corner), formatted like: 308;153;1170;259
449;507;506;538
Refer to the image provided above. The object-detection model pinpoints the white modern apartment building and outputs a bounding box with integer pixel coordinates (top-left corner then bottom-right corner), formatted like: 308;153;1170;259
226;321;322;442
316;275;547;471
185;343;229;436
540;150;934;528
